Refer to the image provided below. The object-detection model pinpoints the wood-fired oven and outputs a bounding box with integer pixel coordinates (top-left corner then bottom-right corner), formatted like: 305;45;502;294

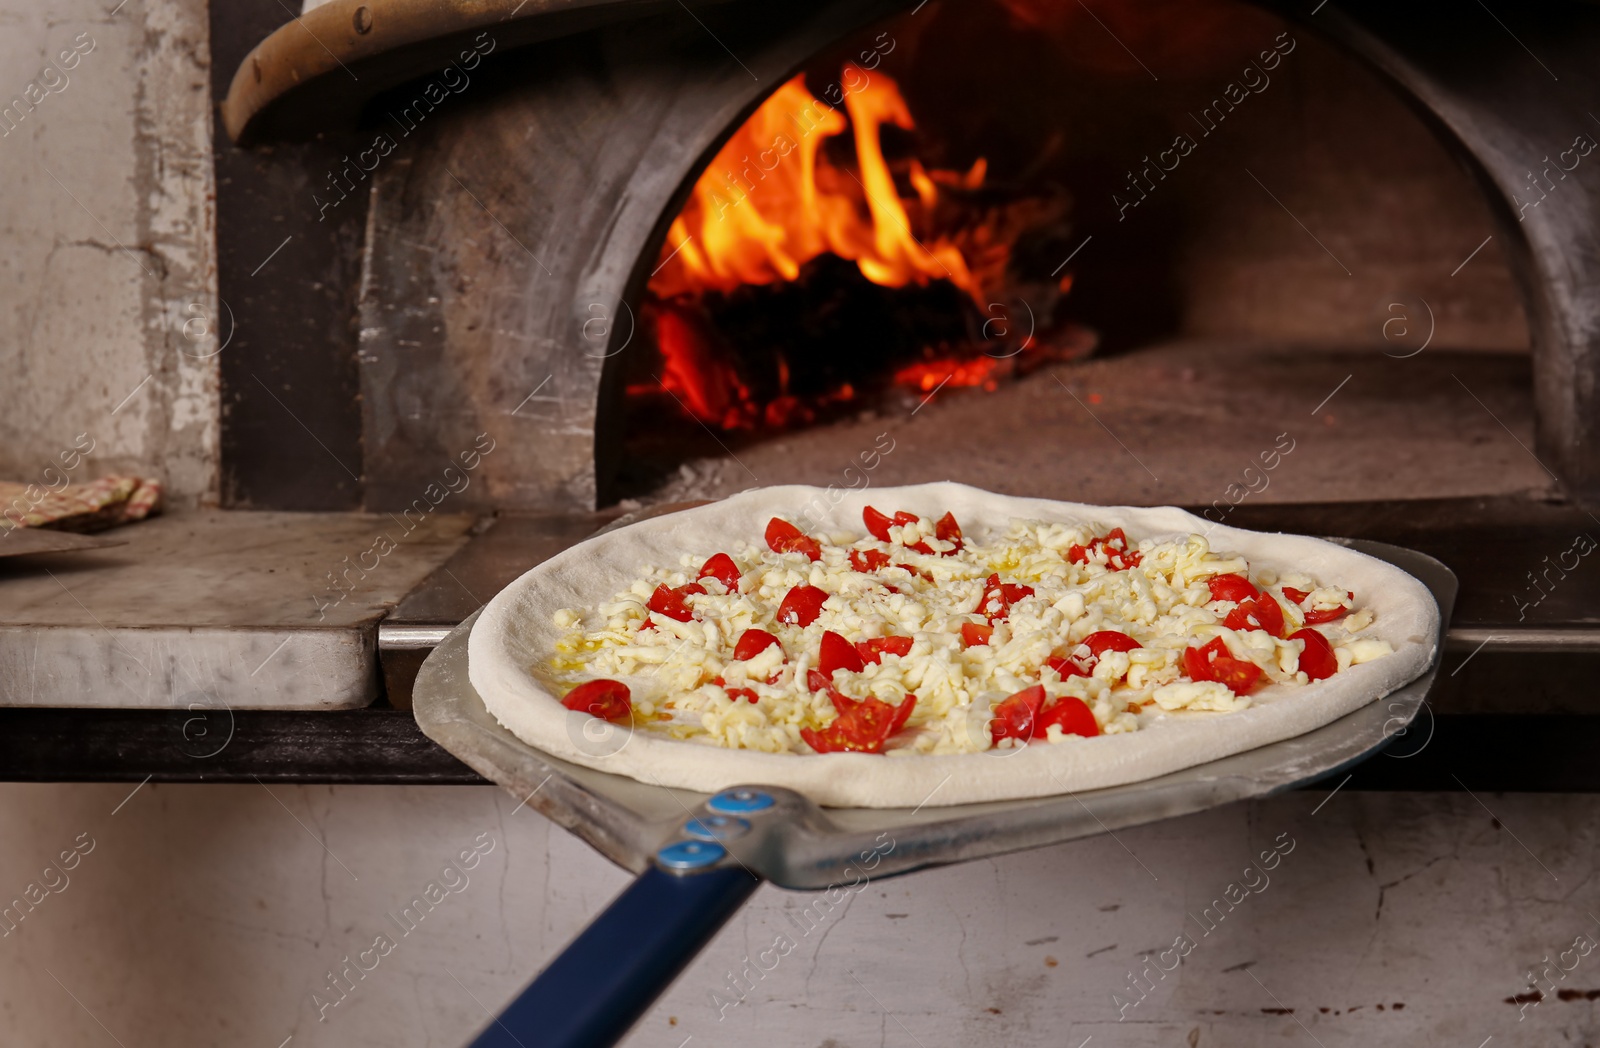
203;0;1600;712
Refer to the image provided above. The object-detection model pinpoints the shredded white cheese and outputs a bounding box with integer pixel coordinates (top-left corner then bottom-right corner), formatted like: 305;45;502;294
548;514;1390;754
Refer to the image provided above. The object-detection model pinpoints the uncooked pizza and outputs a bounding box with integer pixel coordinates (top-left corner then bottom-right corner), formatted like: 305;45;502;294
468;483;1438;808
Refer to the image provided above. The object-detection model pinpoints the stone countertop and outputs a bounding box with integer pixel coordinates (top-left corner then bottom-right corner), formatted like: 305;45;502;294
0;509;474;709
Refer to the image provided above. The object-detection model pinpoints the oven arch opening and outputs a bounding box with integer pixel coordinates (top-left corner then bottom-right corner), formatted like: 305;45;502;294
597;0;1568;512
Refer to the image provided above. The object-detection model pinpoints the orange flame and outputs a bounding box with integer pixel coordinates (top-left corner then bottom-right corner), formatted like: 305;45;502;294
639;66;1084;430
650;69;982;303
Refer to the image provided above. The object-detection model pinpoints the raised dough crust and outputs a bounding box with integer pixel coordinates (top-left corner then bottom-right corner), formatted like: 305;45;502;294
468;483;1439;808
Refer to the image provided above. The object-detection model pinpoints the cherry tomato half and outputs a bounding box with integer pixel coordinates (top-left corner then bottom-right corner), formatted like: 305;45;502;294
1082;630;1140;658
857;636;913;664
1207;573;1259;604
850;549;891;573
776;584;829;627
1036;695;1099;738
801;691;916;754
1182;636;1262;694
1291;627;1338;680
765;517;822;561
647;582;704;623
1210;656;1262;694
1068;529;1142;571
561;679;631;722
697;552;741;591
961;622;995;648
1304;596;1353;625
1284;587;1354;624
819;630;866;676
934;511;964;553
977;574;1035;623
732;628;780;662
1223;594;1285;638
1045;654;1088;679
990;684;1047;745
862;506;894;542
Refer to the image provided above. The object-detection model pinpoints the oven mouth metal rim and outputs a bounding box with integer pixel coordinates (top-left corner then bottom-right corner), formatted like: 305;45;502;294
221;0;739;145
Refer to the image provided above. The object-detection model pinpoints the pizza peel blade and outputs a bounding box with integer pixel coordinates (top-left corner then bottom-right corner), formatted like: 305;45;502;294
413;539;1453;1048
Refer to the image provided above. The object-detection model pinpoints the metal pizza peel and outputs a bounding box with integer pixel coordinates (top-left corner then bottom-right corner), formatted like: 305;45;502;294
413;537;1454;1048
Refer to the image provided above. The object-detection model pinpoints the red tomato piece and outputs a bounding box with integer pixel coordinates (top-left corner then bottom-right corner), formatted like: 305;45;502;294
1082;630;1140;657
561;679;631;722
1068;530;1142;571
934;511;963;551
862;506;894;542
1210;655;1263;694
1001;582;1035;604
819;630;866;676
1045;654;1088;679
776;585;829;626
1183;636;1229;682
765;517;821;561
849;548;891;573
960;622;995;648
886;511;934;554
1283;587;1353;624
977;574;1033;623
1182;636;1261;694
1102;528;1142;570
990;684;1047;745
724;686;759;703
888;693;917;735
732;628;780;662
647;583;704;623
801;690;916;754
1036;695;1099;738
857;636;913;664
1207;573;1259;603
697;552;741;591
1304;593;1354;625
1291;627;1338;680
1223;594;1285;637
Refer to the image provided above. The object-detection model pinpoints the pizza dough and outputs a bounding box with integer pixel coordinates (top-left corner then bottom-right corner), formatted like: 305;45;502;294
468;483;1439;808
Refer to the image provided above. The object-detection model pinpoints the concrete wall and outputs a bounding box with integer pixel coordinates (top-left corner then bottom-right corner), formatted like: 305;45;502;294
0;0;218;506
0;782;1593;1047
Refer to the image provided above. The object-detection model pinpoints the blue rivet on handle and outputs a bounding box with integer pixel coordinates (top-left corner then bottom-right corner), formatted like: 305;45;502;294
657;839;726;870
684;815;751;841
707;788;775;814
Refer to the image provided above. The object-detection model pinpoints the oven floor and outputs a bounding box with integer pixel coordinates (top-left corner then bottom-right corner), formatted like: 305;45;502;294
618;340;1546;508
